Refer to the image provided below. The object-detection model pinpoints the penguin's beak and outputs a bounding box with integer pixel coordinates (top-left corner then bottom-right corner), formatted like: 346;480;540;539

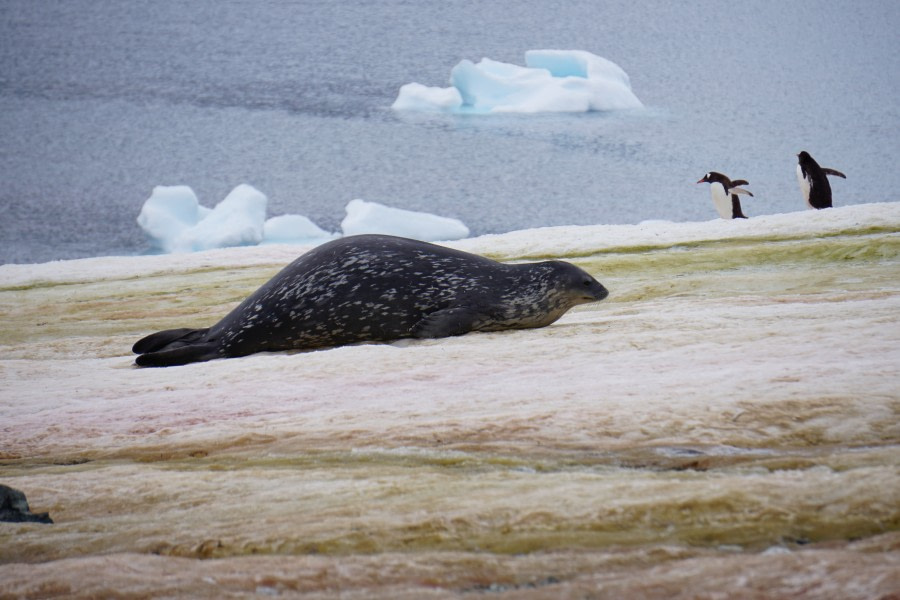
696;177;706;184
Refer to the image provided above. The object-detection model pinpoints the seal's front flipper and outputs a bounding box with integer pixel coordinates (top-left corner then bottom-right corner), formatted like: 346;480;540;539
823;168;846;179
134;342;219;367
133;327;210;354
411;306;488;339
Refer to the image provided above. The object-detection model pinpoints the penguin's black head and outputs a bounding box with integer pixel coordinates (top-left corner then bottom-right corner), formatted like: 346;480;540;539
696;171;727;185
798;151;812;163
797;151;823;171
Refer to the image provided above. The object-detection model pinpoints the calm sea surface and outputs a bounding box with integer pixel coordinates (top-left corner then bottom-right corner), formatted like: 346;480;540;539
1;0;898;264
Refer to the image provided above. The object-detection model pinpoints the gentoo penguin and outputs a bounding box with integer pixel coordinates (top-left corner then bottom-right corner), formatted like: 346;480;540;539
696;172;753;219
796;151;846;209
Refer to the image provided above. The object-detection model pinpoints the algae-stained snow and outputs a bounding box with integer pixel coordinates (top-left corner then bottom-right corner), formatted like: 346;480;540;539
1;204;899;599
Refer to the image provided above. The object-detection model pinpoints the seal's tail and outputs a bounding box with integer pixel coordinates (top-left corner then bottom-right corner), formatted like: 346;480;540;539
132;327;217;367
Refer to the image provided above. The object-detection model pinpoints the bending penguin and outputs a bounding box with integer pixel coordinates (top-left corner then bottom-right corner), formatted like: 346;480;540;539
696;172;754;219
796;151;846;209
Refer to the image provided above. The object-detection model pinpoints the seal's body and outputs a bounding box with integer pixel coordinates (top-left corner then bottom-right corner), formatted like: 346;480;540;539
133;234;609;367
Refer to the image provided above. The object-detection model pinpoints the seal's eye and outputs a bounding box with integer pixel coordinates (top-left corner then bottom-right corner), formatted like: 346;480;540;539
582;278;593;287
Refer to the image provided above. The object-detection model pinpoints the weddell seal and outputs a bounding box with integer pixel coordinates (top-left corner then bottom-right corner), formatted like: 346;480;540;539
133;234;609;367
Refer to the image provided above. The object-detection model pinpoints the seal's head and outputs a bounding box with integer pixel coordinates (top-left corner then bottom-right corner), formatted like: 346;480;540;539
479;259;607;332
545;260;609;306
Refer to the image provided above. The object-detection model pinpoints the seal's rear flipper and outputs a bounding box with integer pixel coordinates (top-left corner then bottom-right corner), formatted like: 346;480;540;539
134;342;219;367
133;327;210;354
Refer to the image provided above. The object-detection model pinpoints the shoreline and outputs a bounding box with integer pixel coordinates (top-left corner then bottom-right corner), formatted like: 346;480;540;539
2;203;898;597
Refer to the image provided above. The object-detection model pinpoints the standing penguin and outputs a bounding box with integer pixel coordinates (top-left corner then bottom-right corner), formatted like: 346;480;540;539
796;151;846;209
696;172;754;219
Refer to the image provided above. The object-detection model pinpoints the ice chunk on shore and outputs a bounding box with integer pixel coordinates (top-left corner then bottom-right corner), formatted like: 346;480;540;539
341;199;470;241
186;184;267;251
138;187;470;254
262;215;338;246
392;49;643;114
137;184;267;253
135;186;206;253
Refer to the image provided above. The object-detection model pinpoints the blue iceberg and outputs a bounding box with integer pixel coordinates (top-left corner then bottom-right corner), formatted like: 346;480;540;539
392;50;643;114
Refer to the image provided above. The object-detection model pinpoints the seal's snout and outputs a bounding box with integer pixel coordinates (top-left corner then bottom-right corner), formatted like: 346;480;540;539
580;276;609;302
590;281;610;302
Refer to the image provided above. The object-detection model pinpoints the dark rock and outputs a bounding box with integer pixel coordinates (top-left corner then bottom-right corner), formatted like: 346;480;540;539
0;484;53;524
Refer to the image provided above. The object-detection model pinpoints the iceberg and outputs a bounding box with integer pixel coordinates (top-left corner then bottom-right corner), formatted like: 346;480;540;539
185;184;268;252
135;185;209;254
137;186;470;254
392;49;643;114
390;82;463;112
262;214;338;246
137;184;267;253
341;199;470;241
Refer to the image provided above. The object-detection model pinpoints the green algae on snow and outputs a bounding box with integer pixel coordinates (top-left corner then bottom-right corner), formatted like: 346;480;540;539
1;208;898;593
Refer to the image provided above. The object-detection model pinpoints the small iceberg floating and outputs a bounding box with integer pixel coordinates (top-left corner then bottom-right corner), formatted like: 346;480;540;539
392;49;643;114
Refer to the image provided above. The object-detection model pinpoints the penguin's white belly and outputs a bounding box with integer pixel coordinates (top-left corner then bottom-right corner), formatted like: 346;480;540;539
797;164;813;209
709;182;732;219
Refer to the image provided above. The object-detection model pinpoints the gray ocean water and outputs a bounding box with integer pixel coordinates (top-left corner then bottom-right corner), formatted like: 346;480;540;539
1;0;898;265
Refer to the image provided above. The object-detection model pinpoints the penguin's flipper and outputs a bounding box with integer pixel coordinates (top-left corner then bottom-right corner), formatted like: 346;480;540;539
730;179;750;187
727;186;754;197
823;168;846;179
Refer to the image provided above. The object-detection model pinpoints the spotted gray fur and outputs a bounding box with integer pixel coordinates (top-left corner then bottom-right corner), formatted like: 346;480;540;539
132;234;609;367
